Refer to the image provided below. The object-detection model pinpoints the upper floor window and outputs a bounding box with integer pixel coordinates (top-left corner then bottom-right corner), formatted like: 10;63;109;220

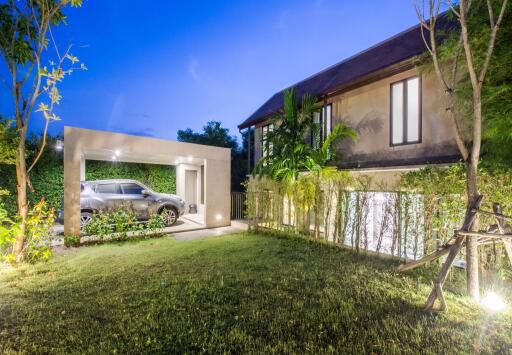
312;103;332;149
261;123;273;160
390;77;421;146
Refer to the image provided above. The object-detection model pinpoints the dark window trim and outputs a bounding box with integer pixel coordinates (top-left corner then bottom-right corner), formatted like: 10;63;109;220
310;103;332;148
261;123;272;160
389;76;422;147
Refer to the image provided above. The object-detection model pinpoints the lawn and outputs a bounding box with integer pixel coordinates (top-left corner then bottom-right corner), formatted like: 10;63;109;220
0;233;511;354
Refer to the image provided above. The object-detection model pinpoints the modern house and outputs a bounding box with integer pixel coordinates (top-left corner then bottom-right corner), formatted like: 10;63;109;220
238;16;461;186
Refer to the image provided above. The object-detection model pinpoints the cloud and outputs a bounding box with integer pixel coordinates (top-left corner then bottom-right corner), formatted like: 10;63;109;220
187;56;200;81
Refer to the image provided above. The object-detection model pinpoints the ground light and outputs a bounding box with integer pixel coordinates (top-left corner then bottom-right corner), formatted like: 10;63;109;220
481;292;507;312
55;139;64;151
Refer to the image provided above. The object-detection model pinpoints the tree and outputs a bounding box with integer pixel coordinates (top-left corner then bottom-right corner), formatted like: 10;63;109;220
255;87;356;182
177;121;247;191
177;121;238;150
0;0;84;261
414;0;509;301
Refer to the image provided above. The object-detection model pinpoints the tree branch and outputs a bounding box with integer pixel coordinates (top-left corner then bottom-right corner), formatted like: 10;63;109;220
478;0;508;86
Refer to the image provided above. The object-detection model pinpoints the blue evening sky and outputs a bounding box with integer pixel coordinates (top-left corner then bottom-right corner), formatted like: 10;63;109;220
29;0;421;141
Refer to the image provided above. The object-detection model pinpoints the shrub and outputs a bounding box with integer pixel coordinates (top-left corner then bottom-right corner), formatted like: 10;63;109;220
0;199;55;264
81;210;167;244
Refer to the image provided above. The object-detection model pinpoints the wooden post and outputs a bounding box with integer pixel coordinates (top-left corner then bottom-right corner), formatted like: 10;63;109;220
424;195;483;311
492;203;512;265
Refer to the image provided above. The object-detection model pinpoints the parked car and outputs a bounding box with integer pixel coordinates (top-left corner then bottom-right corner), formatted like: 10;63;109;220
57;179;186;227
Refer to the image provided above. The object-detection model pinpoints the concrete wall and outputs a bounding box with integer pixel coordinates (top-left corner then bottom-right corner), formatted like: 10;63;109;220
64;127;231;236
252;69;460;167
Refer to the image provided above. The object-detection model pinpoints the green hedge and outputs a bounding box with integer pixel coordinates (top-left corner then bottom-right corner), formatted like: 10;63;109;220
0;150;176;216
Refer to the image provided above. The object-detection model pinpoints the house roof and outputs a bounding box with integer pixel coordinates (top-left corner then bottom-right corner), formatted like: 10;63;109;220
238;14;455;130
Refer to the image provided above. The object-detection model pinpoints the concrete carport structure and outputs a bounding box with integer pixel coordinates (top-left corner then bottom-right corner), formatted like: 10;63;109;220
63;126;231;236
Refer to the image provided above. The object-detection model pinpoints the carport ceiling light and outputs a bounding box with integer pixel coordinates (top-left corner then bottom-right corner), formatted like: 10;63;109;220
187;156;193;162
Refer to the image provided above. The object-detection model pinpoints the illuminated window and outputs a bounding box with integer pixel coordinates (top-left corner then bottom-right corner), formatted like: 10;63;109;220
390;77;421;145
261;123;273;160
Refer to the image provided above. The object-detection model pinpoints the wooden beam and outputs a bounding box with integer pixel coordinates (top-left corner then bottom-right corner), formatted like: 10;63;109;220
493;203;512;265
456;230;512;239
397;241;459;272
424;195;483;311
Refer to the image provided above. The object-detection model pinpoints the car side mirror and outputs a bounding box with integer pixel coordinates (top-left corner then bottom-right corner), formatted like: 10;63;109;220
141;189;149;196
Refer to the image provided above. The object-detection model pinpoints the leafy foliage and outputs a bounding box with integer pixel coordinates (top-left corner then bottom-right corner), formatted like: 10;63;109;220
0;199;54;264
255;88;356;182
81;210;166;242
0;137;176;216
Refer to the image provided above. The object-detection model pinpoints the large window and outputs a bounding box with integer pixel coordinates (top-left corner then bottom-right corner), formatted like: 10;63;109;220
261;123;273;160
311;103;332;149
390;77;421;145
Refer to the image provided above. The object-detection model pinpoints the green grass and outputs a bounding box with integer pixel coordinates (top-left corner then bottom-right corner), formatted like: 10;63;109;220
0;233;511;354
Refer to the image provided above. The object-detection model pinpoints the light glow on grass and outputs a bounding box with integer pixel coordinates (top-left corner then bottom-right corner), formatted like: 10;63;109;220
481;292;507;312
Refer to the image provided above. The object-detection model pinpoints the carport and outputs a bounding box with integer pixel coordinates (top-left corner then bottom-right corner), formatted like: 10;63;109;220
63;126;231;236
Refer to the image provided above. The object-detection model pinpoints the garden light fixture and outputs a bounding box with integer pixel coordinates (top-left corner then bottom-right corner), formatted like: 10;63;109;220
55;140;64;151
481;292;507;313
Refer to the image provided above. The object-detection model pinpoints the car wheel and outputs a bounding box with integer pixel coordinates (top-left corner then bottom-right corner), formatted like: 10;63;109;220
80;211;93;228
160;207;178;226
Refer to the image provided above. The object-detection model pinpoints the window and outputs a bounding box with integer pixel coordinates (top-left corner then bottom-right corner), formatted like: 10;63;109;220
261;123;273;160
390;77;421;145
96;183;121;194
120;183;144;195
311;103;332;149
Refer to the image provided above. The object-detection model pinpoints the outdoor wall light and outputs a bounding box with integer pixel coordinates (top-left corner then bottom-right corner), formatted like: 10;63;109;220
216;214;222;221
114;149;121;157
174;160;180;165
481;292;507;312
187;156;193;162
111;155;117;161
55;140;64;151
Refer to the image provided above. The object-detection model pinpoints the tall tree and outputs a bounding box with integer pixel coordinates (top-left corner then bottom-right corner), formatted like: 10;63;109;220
0;0;84;261
415;0;509;300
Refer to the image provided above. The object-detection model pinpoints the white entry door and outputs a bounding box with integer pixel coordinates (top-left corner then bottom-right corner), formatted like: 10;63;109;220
185;170;198;210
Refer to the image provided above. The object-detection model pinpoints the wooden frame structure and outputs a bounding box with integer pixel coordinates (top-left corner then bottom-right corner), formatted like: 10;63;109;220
398;195;512;311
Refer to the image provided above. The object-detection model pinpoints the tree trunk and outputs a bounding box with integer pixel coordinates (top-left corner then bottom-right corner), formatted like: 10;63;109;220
465;158;480;301
12;139;28;259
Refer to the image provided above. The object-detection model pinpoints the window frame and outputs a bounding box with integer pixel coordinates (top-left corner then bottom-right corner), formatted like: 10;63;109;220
261;123;273;160
389;76;422;147
311;103;332;149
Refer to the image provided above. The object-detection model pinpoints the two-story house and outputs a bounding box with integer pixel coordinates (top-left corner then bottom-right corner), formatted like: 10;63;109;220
238;16;461;186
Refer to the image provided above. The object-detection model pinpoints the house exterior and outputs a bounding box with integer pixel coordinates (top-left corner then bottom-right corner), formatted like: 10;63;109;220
238;16;461;186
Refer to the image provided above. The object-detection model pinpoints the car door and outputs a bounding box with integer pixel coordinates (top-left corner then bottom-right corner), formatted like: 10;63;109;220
120;182;150;220
95;182;124;212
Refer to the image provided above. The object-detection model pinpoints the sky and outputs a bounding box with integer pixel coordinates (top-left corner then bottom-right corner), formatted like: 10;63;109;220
20;0;423;142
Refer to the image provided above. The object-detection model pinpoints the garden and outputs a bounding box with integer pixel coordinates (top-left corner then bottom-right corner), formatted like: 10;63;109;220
1;232;511;353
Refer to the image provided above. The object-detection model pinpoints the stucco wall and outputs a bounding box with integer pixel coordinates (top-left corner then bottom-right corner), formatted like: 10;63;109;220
64;127;231;236
331;68;459;166
252;68;460;168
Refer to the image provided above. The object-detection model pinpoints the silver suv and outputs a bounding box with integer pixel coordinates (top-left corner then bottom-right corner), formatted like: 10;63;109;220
58;179;186;227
